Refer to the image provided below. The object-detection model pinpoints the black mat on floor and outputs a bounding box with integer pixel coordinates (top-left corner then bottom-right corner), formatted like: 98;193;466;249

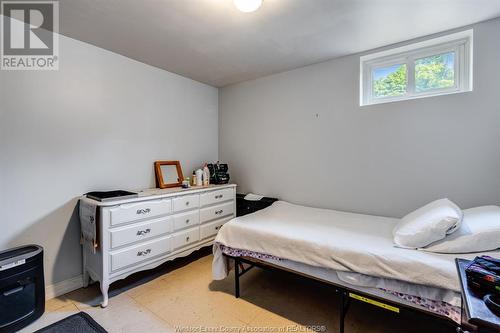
34;312;107;333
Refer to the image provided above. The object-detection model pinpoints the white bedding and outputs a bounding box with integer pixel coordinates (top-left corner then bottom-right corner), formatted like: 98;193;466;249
213;201;500;292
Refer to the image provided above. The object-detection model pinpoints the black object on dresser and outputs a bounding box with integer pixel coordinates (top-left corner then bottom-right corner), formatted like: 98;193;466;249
236;193;278;217
0;245;45;333
456;258;500;333
207;163;230;184
86;190;138;202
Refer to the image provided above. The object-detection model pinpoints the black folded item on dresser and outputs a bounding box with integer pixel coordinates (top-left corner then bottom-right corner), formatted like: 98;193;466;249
86;190;138;202
465;255;500;295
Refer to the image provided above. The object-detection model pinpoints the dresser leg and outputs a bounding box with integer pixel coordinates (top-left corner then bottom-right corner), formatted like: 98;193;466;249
82;250;90;288
82;270;90;288
100;282;109;308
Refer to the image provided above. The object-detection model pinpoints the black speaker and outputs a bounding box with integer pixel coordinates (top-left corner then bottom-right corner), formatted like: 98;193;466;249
0;245;45;333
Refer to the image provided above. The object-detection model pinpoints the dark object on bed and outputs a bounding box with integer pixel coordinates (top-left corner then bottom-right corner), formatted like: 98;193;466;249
229;253;462;333
207;163;230;184
466;256;500;296
236;194;278;217
0;245;45;333
86;190;138;202
457;258;500;333
34;312;107;333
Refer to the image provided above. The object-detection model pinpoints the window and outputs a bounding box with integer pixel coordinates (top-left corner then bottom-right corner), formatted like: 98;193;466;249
360;30;473;106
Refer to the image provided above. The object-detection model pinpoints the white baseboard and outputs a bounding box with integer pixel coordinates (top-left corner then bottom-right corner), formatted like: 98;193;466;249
45;275;83;300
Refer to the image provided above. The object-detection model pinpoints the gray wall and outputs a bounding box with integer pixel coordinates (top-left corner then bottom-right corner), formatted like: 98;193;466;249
0;34;218;286
219;18;500;218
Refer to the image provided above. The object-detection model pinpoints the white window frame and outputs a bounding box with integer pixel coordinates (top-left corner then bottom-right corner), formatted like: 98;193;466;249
360;29;473;106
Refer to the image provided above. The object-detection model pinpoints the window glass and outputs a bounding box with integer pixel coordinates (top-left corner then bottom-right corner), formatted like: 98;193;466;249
360;30;472;106
415;52;455;92
372;64;407;98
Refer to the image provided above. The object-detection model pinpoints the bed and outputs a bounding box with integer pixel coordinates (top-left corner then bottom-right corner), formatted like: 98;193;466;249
212;201;500;332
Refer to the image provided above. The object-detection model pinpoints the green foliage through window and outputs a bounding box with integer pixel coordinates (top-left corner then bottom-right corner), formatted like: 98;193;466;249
373;64;407;98
415;52;455;92
372;52;455;99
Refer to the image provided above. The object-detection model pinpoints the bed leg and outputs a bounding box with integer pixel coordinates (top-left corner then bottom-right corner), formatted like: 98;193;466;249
339;290;350;333
234;257;240;298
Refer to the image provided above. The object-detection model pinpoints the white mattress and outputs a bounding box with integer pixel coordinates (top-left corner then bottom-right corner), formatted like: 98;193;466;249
213;201;500;292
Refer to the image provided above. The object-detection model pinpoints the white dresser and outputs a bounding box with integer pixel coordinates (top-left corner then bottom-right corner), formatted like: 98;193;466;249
79;184;236;307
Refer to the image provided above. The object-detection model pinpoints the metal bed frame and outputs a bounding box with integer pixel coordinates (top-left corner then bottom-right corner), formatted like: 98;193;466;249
225;254;475;333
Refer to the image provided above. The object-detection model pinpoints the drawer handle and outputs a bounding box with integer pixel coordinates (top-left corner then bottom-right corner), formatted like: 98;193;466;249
215;209;223;215
3;286;24;296
136;208;151;215
215;194;223;199
186;236;190;242
185;201;190;206
136;229;151;236
185;219;190;224
137;249;151;256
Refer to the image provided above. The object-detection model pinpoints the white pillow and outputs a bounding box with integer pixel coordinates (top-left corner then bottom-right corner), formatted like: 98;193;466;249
421;206;500;253
393;198;463;249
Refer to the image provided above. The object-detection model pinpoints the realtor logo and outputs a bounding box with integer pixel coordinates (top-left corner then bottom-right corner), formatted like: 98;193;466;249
1;1;59;70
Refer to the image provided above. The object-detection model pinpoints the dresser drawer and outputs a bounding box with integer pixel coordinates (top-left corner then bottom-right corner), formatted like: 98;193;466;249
110;217;172;249
200;201;234;223
200;218;230;240
173;228;200;250
173;195;200;213
173;210;200;232
110;235;172;271
200;188;234;207
109;199;171;226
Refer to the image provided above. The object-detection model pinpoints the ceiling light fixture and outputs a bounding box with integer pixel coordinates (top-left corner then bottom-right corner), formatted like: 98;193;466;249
233;0;262;13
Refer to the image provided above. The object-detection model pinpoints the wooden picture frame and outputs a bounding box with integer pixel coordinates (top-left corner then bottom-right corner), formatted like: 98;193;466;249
154;161;184;189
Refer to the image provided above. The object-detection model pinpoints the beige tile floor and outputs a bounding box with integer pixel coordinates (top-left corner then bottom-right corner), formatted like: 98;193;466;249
22;250;455;333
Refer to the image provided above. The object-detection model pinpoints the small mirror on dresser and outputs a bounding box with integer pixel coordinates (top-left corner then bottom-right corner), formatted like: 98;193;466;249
154;161;184;188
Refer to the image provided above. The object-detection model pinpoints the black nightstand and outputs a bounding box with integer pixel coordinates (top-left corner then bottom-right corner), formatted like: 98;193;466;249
456;259;500;333
236;193;278;217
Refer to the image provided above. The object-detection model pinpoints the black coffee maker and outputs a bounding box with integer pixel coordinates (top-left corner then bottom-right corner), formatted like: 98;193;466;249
207;162;230;184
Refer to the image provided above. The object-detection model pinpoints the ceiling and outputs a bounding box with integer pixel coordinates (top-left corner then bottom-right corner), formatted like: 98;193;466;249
58;0;500;87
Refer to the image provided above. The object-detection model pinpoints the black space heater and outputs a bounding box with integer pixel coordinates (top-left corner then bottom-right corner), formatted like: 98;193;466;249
0;245;45;333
